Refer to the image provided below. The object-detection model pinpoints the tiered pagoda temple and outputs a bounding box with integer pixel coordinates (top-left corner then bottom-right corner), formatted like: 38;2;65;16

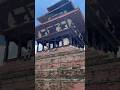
35;0;85;52
0;0;34;90
86;0;120;90
35;0;85;90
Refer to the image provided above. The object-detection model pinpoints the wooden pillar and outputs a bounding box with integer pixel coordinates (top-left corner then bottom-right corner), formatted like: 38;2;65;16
92;31;96;48
69;35;72;46
4;37;9;62
32;39;35;55
62;38;64;46
43;43;45;51
53;39;56;48
17;36;22;58
36;42;38;52
48;42;50;50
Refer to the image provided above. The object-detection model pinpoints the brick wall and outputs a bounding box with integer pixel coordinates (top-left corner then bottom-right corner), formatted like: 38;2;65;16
0;60;34;90
86;48;120;90
35;46;85;90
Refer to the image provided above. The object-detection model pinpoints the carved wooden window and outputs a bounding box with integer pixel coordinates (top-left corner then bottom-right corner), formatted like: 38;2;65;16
61;20;69;30
55;23;62;32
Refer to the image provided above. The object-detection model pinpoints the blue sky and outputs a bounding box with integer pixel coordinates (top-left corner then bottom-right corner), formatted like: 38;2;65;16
35;0;85;26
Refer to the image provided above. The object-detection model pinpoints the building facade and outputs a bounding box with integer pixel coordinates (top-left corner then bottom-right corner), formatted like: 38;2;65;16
0;0;35;90
86;0;120;90
35;0;85;90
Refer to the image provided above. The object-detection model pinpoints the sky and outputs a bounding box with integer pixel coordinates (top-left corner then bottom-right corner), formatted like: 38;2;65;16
35;0;85;26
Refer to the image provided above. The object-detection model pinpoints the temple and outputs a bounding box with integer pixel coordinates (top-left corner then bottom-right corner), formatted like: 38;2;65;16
0;0;34;90
86;0;120;90
35;0;85;52
0;0;34;62
35;0;85;90
86;0;120;56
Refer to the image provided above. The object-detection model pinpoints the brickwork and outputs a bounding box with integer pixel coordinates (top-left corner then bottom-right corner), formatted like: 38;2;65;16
0;59;34;90
35;45;85;90
86;48;120;90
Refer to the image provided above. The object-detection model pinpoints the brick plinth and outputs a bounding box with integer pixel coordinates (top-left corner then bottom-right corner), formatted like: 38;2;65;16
35;46;85;90
0;60;34;90
86;48;120;90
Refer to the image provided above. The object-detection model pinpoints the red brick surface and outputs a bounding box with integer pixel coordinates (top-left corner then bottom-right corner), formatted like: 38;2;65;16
0;60;34;90
35;46;85;90
86;48;120;90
